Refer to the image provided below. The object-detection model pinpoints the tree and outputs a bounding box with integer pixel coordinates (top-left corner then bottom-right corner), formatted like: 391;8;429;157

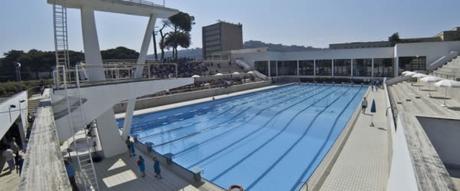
158;22;169;61
162;12;194;61
164;32;191;59
389;32;400;45
101;46;139;60
152;30;158;60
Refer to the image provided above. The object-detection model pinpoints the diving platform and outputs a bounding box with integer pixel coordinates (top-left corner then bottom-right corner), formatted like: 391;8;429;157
51;77;194;157
48;0;179;17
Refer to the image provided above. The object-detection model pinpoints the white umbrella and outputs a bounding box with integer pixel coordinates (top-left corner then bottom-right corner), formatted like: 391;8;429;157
191;74;200;78
434;79;460;106
247;71;254;74
232;72;240;75
402;71;414;75
215;73;223;76
402;71;416;76
421;76;443;93
412;73;427;78
420;76;442;83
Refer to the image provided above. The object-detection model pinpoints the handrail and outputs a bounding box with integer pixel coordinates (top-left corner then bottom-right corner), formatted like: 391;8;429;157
427;51;458;71
385;75;411;86
116;0;165;7
383;78;397;180
234;59;252;71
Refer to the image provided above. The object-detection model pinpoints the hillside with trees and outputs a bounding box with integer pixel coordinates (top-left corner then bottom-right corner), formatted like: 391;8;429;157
0;47;141;82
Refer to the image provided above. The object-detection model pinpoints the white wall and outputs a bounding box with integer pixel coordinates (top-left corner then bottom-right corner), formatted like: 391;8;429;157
233;47;394;68
278;47;394;60
0;91;28;144
396;41;460;67
387;115;419;191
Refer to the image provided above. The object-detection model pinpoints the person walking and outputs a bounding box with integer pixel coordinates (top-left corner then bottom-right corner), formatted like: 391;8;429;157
361;97;368;113
15;152;24;174
2;148;15;173
10;138;20;155
137;155;145;177
64;159;79;191
153;157;162;179
126;136;135;157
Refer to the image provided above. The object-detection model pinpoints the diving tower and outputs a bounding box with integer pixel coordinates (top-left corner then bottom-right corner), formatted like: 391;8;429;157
47;0;192;162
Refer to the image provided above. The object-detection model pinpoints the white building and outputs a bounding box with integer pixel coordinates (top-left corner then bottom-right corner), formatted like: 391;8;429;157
229;40;460;80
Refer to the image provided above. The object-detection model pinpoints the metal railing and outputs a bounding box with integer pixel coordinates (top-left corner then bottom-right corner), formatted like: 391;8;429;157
53;63;179;89
428;51;458;71
118;0;165;7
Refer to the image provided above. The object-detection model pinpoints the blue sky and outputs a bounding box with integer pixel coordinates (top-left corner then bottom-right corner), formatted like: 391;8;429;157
1;0;460;55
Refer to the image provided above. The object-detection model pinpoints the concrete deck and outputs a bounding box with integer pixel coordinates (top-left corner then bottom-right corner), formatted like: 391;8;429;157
0;165;21;191
18;105;72;191
319;87;390;191
93;150;199;191
389;81;460;191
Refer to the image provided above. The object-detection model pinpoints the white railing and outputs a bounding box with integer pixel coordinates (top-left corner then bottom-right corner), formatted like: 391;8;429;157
234;59;252;71
118;0;165;7
387;114;419;191
385;75;412;86
53;63;179;88
252;70;268;80
428;51;458;71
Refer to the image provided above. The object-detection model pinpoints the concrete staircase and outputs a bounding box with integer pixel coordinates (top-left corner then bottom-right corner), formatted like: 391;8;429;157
205;60;245;75
27;96;41;115
433;56;460;80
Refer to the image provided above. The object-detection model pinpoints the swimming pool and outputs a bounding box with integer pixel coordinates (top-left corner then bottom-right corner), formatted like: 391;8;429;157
117;84;366;190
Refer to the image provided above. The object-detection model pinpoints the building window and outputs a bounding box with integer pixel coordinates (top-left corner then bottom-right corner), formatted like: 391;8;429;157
353;59;372;77
255;61;269;76
334;59;351;76
374;58;394;77
277;61;297;75
398;56;426;74
316;60;332;76
299;60;314;75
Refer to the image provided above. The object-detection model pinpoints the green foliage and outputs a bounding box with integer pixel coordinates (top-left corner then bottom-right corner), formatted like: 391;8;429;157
0;80;51;97
101;46;139;60
0;47;137;81
162;12;194;60
168;12;194;32
164;31;191;49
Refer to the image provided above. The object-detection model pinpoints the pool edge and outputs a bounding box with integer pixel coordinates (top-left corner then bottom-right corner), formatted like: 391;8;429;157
302;86;370;191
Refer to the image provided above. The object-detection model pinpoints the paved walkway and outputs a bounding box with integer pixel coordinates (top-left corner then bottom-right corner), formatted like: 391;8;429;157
0;165;20;191
18;105;72;191
320;88;389;191
93;149;200;191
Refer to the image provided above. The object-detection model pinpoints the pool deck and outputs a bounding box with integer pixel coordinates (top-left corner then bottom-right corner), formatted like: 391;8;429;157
93;150;200;191
319;87;390;191
0;165;21;191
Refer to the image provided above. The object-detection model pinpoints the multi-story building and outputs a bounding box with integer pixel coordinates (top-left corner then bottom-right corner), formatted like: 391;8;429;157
202;21;243;59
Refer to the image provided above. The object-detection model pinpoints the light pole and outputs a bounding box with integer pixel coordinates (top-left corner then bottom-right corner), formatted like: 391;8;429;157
18;99;25;120
9;105;16;122
16;62;22;81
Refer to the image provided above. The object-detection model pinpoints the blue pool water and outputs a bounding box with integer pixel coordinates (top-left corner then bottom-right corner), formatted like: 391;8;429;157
117;84;366;191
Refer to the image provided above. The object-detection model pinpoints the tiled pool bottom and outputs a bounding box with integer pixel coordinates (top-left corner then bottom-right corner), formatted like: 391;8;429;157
117;84;366;190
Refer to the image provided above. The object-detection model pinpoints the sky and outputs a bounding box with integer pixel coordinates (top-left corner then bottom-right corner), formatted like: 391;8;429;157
1;0;460;55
